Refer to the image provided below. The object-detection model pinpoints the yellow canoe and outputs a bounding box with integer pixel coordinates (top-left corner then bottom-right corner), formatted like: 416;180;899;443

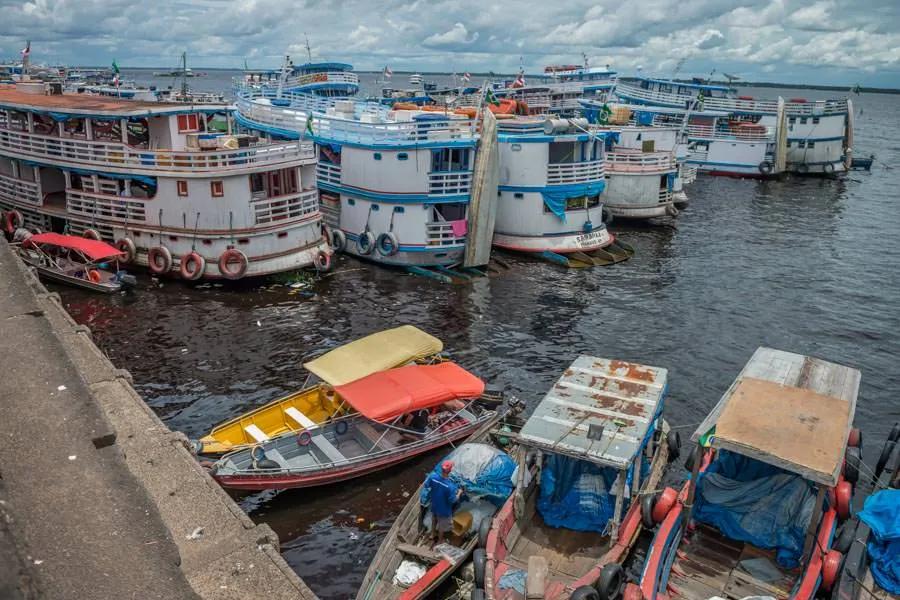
195;326;444;455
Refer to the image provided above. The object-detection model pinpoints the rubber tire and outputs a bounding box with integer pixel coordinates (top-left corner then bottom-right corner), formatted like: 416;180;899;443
314;250;332;272
571;586;600;600
835;481;852;521
335;420;349;436
356;231;375;255
821;549;843;591
833;521;855;554
601;206;614;225
472;548;486;589
376;232;399;257
847;427;862;450
641;493;657;529
667;430;681;463
470;590;485;600
218;248;249;280
179;252;206;281
254;458;279;470
330;228;346;252
876;440;896;480
148;246;172;275
478;516;491;548
597;563;624;600
115;238;136;264
843;446;860;485
684;446;698;473
83;228;101;241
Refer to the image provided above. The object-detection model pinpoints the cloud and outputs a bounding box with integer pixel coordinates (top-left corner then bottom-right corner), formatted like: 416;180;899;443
423;23;479;48
695;29;725;49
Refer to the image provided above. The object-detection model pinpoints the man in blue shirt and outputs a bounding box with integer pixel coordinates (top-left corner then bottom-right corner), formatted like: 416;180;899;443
425;460;462;545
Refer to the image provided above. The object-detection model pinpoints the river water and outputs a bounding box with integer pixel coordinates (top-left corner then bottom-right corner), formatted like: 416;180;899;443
57;73;899;599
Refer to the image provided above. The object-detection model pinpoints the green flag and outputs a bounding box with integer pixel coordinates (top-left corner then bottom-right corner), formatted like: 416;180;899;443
112;59;120;74
485;88;500;106
304;113;315;138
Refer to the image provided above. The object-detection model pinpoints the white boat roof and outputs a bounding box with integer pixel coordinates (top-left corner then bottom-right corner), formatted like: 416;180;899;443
0;85;229;117
693;347;859;487
518;356;667;469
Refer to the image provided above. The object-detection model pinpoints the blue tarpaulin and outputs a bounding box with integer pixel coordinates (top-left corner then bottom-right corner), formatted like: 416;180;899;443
634;111;655;126
693;450;817;569
537;454;618;533
858;489;900;594
541;181;606;221
420;443;516;507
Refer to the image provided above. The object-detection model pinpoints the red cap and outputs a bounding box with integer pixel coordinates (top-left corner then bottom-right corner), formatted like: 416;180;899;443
441;460;454;473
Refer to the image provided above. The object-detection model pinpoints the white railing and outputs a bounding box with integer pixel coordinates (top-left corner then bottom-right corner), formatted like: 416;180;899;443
606;151;676;173
0;127;314;175
252;189;319;225
659;188;673;203
66;189;148;222
316;162;342;187
426;221;466;247
284;71;359;90
0;173;40;205
684;124;775;141
546;160;605;185
428;171;472;195
680;164;698;185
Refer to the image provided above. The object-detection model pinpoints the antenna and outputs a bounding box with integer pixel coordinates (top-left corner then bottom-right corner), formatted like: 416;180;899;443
304;34;312;63
583;51;589;69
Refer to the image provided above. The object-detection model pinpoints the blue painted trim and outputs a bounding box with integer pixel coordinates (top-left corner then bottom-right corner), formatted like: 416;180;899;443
499;181;607;194
234;112;300;140
319;181;470;204
498;132;612;143
311;135;477;150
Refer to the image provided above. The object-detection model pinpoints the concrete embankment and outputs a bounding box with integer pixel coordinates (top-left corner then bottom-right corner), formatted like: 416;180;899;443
0;239;318;600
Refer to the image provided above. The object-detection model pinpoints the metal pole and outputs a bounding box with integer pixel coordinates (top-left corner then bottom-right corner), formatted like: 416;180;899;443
681;441;703;533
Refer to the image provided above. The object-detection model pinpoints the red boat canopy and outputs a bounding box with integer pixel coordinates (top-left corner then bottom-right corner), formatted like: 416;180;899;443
29;233;123;261
334;362;485;423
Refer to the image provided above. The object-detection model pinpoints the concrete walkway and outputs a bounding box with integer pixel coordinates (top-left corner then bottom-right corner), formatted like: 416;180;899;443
0;239;317;599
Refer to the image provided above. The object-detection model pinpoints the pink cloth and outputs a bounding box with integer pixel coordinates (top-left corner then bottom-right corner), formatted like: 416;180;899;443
449;219;468;237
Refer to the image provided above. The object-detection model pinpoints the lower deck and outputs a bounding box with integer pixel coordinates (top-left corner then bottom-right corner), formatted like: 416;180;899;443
505;511;609;582
668;524;799;600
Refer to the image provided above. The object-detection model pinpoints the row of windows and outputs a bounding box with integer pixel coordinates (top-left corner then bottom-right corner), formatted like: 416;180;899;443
177;180;224;197
373;152;408;161
345;198;406;212
788;116;821;125
126;230;290;244
789;140;816;149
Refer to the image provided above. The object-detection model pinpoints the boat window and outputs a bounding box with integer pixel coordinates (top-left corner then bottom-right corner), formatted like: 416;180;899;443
373;153;382;160
371;204;380;211
202;239;211;245
511;144;522;151
348;198;356;206
800;117;808;125
177;114;200;133
514;193;524;199
394;206;405;213
397;153;409;161
249;173;265;193
210;181;224;197
177;180;188;197
807;141;815;148
431;148;470;172
433;203;466;221
788;117;796;124
237;238;250;245
277;231;288;238
812;117;820;124
798;140;806;148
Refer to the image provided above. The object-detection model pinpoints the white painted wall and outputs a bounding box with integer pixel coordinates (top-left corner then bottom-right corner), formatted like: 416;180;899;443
498;142;549;187
495;190;603;236
339;195;429;245
340;147;431;194
604;173;663;207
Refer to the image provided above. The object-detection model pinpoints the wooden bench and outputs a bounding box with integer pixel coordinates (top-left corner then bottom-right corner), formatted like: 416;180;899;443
356;422;398;450
283;407;345;464
244;424;270;443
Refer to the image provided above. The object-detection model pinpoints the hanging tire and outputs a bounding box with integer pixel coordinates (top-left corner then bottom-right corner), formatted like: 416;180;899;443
875;440;896;480
821;550;843;591
666;430;681;463
797;163;810;174
758;161;773;175
652;487;678;523
596;563;624;600
4;209;23;233
179;251;206;281
843;446;860;485
472;548;486;588
313;250;332;272
832;522;855;554
571;586;600;600
376;232;399;257
297;431;312;446
478;517;491;548
218;248;249;280
848;427;862;450
470;590;485;600
82;228;101;241
147;246;172;275
335;420;349;436
115;238;136;264
834;480;852;521
601;206;614;224
684;446;698;473
641;493;657;529
330;228;346;252
356;231;375;255
824;162;835;174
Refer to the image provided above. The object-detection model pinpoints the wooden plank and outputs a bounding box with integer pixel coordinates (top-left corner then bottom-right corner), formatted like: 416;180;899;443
396;542;441;563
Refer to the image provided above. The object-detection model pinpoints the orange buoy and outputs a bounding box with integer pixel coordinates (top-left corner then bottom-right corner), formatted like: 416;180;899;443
218;248;248;280
87;269;102;284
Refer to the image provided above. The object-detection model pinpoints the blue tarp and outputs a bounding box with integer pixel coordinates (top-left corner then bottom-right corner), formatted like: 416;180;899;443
635;111;655;126
693;451;817;569
541;181;606;221
858;489;900;594
537;454;618;533
420;443;516;507
68;167;156;188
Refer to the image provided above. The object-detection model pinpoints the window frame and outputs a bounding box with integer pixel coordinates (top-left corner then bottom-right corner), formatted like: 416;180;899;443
210;180;224;197
176;180;189;197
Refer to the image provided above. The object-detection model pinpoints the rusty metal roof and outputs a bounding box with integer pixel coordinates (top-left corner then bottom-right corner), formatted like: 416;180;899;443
519;356;668;469
0;85;228;116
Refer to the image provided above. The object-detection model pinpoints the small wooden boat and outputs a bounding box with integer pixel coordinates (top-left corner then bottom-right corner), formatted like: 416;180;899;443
16;232;134;293
357;400;527;600
634;347;862;600
479;356;676;600
193;326;444;455
212;362;499;491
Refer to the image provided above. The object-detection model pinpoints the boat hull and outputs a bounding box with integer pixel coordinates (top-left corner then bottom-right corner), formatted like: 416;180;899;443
492;227;613;254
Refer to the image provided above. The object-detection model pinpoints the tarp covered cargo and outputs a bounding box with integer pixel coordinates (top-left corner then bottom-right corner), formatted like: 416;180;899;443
334;362;484;422
303;325;443;387
692;347;860;487
858;489;900;594
28;232;123;261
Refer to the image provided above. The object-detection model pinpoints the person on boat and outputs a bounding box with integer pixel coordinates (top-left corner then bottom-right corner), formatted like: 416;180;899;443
425;460;462;546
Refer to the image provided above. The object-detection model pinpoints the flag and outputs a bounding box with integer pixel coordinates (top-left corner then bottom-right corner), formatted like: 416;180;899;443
303;113;315;138
112;74;120;87
484;87;500;106
112;59;120;74
20;41;30;58
462;72;471;82
384;66;392;79
513;71;525;88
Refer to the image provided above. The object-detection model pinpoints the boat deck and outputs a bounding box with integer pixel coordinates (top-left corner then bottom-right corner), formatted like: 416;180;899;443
506;512;608;580
668;524;799;600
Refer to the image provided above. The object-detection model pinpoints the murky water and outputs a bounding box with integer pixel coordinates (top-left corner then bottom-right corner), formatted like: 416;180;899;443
58;80;900;599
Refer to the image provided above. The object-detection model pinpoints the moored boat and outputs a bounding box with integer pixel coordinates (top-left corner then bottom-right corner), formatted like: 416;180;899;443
15;231;135;293
211;361;499;490
478;355;676;600
192;325;444;455
634;347;862;600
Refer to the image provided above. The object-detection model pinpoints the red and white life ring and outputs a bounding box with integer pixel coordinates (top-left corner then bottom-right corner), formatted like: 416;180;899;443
82;228;102;241
147;246;173;275
179;251;206;281
4;209;24;233
115;238;136;264
218;248;248;280
313;249;332;272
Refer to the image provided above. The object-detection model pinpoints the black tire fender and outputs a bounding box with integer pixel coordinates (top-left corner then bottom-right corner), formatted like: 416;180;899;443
473;548;486;588
470;589;485;600
889;422;900;443
571;585;600;600
684;446;698;473
832;521;856;554
875;440;896;480
596;563;624;600
641;493;657;529
843;446;860;485
478;517;491;548
666;430;681;463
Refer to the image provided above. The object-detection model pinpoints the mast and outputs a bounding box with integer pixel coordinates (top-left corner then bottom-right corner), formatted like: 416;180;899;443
180;51;188;96
304;34;312;63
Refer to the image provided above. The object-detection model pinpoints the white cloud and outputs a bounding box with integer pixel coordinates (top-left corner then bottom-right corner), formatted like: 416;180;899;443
696;29;725;49
423;23;479;48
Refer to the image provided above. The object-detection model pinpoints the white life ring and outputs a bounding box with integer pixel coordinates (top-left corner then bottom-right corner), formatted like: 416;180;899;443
376;232;399;256
115;238;136;264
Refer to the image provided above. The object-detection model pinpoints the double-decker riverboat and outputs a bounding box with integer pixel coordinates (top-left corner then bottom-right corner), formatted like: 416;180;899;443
0;79;331;280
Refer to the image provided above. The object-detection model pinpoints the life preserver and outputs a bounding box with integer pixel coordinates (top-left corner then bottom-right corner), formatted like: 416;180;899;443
652;487;678;523
297;430;312;446
356;231;375;255
218;248;249;279
4;209;23;233
834;480;852;521
82;228;102;241
335;420;349;436
179;251;206;280
821;550;843;591
758;161;773;174
87;269;102;284
376;232;399;256
313;249;332;272
115;238;136;264
823;162;835;174
147;246;173;275
330;228;346;252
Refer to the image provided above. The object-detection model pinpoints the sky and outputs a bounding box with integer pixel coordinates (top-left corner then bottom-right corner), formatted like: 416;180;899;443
2;0;899;87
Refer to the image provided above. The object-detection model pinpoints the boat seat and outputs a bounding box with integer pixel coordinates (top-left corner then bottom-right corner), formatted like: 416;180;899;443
244;424;270;443
356;422;398;450
264;448;289;468
285;407;320;431
311;435;345;465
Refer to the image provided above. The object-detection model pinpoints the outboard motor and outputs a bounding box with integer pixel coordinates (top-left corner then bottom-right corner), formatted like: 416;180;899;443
113;270;138;290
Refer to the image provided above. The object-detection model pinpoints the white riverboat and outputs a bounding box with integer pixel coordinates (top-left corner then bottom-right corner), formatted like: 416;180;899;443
614;77;852;175
0;79;331;280
494;63;616;117
235;87;482;270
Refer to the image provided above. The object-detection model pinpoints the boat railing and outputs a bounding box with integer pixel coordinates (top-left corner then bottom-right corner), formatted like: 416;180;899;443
684;124;776;141
783;98;848;116
426;220;466;246
0;172;40;206
316;162;342;187
659;188;674;203
688;149;709;163
606;151;676;173
680;163;698;185
0;127;314;174
283;71;359;90
546;160;605;185
66;189;149;223
428;170;472;195
251;188;319;226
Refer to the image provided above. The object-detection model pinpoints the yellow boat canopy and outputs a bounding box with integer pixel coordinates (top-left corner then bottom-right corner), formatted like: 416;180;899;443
303;325;444;387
